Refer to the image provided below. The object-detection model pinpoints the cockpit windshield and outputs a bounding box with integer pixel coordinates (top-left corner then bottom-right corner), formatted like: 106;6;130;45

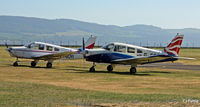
25;43;45;50
25;43;35;48
102;43;114;51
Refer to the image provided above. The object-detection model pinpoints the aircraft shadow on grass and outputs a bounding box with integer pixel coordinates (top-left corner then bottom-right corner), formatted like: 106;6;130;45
6;63;172;75
64;65;89;69
63;68;151;76
141;71;172;74
7;64;56;69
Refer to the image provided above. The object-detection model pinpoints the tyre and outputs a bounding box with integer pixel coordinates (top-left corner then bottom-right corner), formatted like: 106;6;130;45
89;66;95;72
13;62;18;66
31;61;36;67
130;67;136;74
46;63;52;68
107;65;113;72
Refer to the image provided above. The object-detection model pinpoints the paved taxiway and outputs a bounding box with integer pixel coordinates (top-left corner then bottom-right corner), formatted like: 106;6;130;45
139;63;200;71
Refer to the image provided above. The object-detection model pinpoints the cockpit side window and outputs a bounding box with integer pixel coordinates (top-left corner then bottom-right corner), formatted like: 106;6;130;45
38;44;45;50
54;48;59;51
34;44;39;50
114;45;126;53
127;47;135;53
137;49;143;53
46;45;53;51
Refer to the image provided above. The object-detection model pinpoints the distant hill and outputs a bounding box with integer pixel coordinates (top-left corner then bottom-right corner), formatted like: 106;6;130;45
0;15;200;47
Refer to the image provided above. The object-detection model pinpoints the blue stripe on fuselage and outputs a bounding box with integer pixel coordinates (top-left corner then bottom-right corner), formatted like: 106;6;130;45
86;52;134;63
141;57;178;64
86;52;178;65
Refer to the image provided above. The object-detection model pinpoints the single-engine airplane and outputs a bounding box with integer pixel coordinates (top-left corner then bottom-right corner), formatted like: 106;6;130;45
6;35;96;68
83;33;193;74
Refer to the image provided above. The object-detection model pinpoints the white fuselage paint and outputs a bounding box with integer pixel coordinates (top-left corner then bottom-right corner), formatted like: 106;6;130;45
85;42;163;57
7;42;81;60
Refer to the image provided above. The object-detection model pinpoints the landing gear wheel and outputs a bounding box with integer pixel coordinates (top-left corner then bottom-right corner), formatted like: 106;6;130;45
31;61;36;67
130;67;136;75
107;65;113;72
13;61;18;66
89;66;95;72
46;63;52;68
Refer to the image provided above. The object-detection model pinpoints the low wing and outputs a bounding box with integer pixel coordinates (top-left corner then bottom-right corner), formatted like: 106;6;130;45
111;55;174;65
33;51;77;60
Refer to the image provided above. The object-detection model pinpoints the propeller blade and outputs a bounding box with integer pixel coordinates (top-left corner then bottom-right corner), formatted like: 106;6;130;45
82;37;85;50
82;37;87;58
5;42;8;48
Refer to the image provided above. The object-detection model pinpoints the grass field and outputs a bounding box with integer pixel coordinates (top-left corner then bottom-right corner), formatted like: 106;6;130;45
0;46;200;107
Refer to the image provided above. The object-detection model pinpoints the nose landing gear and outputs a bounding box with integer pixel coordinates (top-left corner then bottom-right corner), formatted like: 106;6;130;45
89;62;96;72
13;58;19;66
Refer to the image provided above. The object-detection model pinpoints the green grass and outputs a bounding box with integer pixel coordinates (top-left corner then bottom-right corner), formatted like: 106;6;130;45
0;46;200;106
0;81;198;107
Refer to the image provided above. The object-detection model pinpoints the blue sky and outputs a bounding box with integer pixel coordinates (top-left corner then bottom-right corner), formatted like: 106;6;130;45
0;0;200;29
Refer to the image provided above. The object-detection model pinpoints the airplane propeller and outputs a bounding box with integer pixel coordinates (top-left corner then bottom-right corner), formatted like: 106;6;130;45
5;41;8;48
82;37;85;51
5;41;12;52
82;37;87;58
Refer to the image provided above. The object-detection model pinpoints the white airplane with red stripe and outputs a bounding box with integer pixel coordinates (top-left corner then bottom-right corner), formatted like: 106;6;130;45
6;35;96;68
83;33;194;74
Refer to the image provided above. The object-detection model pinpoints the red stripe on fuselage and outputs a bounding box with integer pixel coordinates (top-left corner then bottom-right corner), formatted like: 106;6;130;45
14;49;58;53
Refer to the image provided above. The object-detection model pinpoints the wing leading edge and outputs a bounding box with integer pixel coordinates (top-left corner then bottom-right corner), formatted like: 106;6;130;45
33;51;77;60
111;55;176;65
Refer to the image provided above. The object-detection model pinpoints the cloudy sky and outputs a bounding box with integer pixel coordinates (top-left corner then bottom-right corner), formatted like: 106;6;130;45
1;0;200;29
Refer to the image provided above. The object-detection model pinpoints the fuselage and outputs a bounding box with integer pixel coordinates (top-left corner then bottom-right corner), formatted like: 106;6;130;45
7;42;79;59
85;42;177;64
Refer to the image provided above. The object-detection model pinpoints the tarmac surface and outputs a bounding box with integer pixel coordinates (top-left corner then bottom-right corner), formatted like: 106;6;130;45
138;63;200;71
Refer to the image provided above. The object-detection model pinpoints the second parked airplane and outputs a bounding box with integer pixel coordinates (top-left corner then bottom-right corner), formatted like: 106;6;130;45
83;33;194;74
6;35;96;68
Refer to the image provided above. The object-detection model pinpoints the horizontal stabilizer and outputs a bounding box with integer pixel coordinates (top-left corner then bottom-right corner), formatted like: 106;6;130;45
173;57;195;60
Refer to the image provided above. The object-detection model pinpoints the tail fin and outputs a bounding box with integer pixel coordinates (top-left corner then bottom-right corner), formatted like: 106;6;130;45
163;33;184;56
85;35;97;49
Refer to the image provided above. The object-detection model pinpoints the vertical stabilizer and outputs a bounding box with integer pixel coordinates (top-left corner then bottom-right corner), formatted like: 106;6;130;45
85;35;97;49
164;33;184;56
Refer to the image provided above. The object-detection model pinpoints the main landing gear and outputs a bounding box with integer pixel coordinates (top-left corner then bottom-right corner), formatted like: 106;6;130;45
31;60;39;67
46;60;53;68
130;67;137;74
31;60;53;68
46;62;52;68
89;63;115;72
130;64;137;74
107;64;115;72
